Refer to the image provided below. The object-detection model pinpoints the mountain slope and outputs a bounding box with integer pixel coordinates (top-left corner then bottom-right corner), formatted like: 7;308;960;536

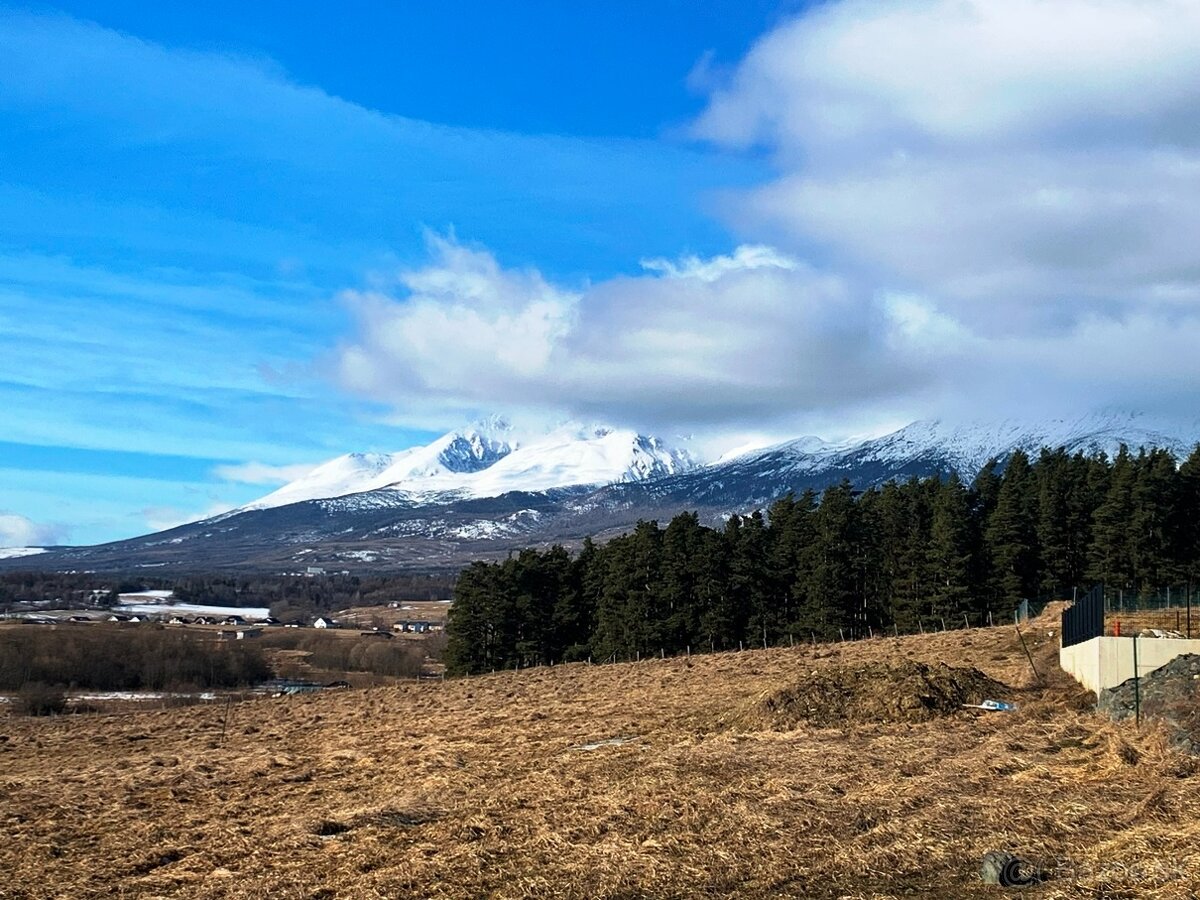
11;412;1200;573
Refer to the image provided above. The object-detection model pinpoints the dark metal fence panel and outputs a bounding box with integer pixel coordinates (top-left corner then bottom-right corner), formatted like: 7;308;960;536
1062;584;1104;648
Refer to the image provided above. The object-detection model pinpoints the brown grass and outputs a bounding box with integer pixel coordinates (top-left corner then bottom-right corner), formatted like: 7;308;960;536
1;613;1198;899
333;601;450;626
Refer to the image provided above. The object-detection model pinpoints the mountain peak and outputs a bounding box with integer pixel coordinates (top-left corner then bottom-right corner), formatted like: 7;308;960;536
460;414;514;441
236;418;695;513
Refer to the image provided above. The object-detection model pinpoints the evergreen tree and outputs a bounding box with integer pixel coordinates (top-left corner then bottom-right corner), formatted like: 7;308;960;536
727;511;773;647
1128;448;1179;594
1034;448;1074;599
695;526;734;652
984;450;1037;611
769;490;817;636
928;473;974;620
658;512;707;652
591;521;662;660
445;562;502;674
1177;446;1200;588
557;538;600;661
1088;445;1136;593
800;481;863;638
871;481;914;627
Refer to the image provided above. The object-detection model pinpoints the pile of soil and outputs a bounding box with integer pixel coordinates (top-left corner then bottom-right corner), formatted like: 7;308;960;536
1099;653;1200;753
742;660;1013;729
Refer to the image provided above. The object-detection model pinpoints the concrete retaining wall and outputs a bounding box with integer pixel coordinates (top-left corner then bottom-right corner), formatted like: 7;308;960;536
1059;635;1200;695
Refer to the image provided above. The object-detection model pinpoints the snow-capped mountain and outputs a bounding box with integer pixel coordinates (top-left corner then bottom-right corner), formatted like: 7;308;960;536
845;412;1199;476
12;411;1200;574
243;419;695;511
718;412;1200;488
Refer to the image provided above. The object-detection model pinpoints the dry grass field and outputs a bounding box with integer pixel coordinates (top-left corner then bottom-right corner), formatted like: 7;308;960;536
2;609;1199;899
332;601;451;628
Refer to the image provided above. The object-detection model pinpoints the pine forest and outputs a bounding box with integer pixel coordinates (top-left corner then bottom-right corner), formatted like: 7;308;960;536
446;445;1200;674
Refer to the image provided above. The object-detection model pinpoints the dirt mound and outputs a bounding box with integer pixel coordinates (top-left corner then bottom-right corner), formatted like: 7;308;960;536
1100;653;1200;753
1029;600;1069;629
741;660;1013;729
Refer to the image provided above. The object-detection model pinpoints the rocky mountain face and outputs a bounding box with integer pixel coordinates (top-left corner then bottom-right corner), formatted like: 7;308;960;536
11;412;1199;574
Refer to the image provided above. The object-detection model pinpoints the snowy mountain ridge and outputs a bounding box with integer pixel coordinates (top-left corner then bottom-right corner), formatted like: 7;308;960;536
722;411;1200;482
242;410;1198;518
241;419;696;512
12;410;1200;574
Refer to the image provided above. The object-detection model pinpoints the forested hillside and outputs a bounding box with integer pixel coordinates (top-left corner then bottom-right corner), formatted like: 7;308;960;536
446;445;1200;674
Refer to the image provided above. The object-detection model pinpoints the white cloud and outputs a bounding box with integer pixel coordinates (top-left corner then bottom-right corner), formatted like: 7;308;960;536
695;0;1200;317
687;0;1200;425
639;244;796;281
333;236;925;438
331;2;1200;443
214;461;321;485
0;512;67;548
338;236;579;407
698;0;1200;156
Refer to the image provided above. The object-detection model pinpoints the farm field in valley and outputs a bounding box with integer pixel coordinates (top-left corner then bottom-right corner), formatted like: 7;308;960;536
2;609;1198;899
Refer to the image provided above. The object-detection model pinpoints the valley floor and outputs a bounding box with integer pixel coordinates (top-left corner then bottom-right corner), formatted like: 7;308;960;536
2;616;1198;898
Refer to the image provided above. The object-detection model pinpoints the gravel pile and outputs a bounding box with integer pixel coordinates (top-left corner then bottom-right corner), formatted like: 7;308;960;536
1099;653;1200;752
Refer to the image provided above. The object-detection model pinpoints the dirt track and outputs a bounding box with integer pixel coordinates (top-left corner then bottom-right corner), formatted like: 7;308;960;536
2;614;1198;899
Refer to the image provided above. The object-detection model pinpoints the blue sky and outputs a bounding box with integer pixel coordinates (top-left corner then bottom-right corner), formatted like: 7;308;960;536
7;0;1200;547
0;2;784;545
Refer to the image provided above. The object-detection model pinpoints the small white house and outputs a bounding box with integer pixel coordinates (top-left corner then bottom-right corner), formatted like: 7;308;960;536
313;617;336;629
217;628;262;641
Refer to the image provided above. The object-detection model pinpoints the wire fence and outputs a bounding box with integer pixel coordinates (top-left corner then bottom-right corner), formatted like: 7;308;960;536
1101;585;1199;613
492;598;1062;672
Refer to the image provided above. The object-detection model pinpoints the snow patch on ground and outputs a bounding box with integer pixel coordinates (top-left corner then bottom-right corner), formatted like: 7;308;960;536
0;547;46;559
117;590;175;603
121;602;272;620
73;691;218;702
446;510;544;540
338;550;380;562
447;520;514;540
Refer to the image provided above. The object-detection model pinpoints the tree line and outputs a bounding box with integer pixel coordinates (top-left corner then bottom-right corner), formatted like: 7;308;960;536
0;626;271;691
445;445;1200;674
0;570;454;616
258;629;432;679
